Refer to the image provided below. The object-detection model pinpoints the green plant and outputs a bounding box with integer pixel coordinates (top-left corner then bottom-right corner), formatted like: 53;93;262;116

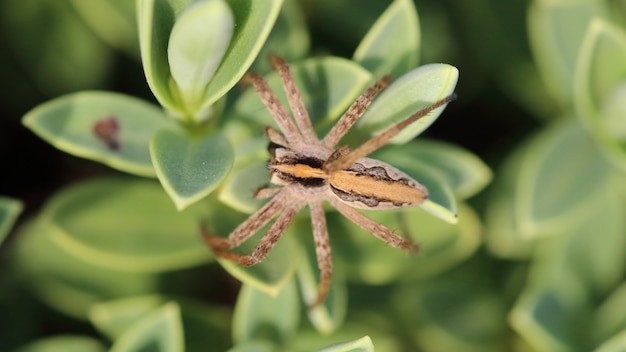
2;0;501;351
483;1;626;351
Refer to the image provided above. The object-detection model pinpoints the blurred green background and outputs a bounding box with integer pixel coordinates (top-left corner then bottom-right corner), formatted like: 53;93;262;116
2;0;626;351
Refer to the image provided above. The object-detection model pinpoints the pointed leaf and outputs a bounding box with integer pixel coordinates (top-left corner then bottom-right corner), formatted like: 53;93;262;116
23;91;175;177
516;118;613;238
353;0;420;77
232;281;300;345
528;0;609;105
110;302;184;352
198;0;284;108
574;19;626;170
319;336;374;352
357;64;458;144
168;0;234;112
138;0;194;111
14;335;106;352
0;196;22;246
42;178;212;272
151;129;233;210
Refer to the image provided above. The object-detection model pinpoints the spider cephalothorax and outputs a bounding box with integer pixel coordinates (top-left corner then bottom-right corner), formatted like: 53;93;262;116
203;56;455;307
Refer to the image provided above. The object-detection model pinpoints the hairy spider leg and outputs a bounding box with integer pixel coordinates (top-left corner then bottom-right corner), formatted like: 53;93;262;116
325;94;457;172
322;75;392;148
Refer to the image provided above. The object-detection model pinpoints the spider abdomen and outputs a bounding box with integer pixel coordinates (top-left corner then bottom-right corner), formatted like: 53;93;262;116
328;157;428;210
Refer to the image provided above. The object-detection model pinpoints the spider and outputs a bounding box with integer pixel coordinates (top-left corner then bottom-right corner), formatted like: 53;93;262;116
203;55;456;307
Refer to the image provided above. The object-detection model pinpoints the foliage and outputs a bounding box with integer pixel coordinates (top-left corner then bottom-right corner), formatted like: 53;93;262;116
3;0;623;351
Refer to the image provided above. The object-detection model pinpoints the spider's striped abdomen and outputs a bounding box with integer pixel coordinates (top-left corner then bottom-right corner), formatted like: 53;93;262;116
328;157;428;210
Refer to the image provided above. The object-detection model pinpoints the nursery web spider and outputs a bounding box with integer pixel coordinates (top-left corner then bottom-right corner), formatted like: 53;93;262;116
203;56;455;307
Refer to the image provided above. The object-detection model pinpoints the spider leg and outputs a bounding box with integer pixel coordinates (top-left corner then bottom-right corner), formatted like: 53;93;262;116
270;55;318;143
321;75;392;149
211;202;305;266
308;201;332;308
243;72;302;147
202;192;287;251
325;94;457;172
265;126;289;148
329;198;419;252
254;186;281;200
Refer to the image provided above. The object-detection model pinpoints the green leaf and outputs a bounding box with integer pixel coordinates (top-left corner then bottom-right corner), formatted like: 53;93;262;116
319;336;374;352
138;0;194;112
90;295;232;351
528;0;609;106
110;302;184;352
413;169;458;224
595;329;626;352
90;295;167;340
372;145;458;223
510;285;587;352
14;335;106;352
509;274;589;352
0;196;22;246
356;64;458;144
567;187;625;297
232;281;300;345
11;219;159;319
198;0;285;112
227;341;277;352
218;160;269;214
592;283;626;347
333;203;480;285
510;188;624;352
599;85;626;170
353;0;420;78
574;19;626;171
0;0;114;95
394;269;507;352
250;0;310;73
43;178;212;272
293;217;347;334
168;0;234;115
392;139;492;199
22;91;175;177
233;56;373;132
69;0;138;57
151;129;234;210
515;118;613;238
484;144;533;259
